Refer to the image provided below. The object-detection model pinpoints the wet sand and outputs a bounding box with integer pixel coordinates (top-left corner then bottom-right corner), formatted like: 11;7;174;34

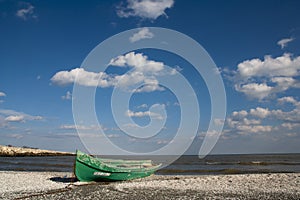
1;171;299;200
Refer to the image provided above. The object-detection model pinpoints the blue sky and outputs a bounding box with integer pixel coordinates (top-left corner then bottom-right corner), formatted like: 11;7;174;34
0;0;300;154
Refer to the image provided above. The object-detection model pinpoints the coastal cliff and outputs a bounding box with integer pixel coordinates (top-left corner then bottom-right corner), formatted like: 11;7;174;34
0;145;74;157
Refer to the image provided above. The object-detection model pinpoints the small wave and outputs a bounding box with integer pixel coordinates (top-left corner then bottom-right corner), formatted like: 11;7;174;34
205;161;240;165
157;168;279;175
205;162;221;165
204;161;300;166
239;161;300;166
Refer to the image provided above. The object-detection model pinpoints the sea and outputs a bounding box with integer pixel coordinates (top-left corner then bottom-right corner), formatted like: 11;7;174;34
1;154;300;175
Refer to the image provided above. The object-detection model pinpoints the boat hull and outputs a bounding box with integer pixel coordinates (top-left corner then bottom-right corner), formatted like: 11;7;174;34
74;150;160;182
75;160;157;181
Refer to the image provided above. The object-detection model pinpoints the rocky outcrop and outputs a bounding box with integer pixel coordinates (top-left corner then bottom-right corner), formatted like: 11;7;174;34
0;145;74;157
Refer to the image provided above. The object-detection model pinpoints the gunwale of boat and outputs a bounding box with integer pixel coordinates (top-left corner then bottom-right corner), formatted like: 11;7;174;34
76;150;161;172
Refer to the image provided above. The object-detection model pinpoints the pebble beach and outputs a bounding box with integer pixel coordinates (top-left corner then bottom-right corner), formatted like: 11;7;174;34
1;171;299;200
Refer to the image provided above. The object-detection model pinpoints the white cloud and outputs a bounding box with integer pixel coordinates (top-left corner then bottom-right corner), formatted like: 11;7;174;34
213;118;225;126
137;104;148;109
134;79;165;93
156;139;171;145
271;97;300;122
107;134;120;138
242;118;261;125
33;116;43;120
281;122;300;130
232;110;248;118
8;134;24;139
227;114;272;135
225;96;300;137
278;96;299;105
122;123;139;129
236;124;272;133
237;54;300;78
250;107;270;118
0;109;43;120
129;28;154;42
173;102;180;106
51;68;111;87
0;109;43;124
230;53;300;100
60;124;79;130
271;77;300;91
0;116;7;128
0;92;6;97
5;115;25;122
16;3;37;21
134;84;164;93
235;83;273;100
60;124;103;131
126;109;163;120
117;0;174;20
277;37;294;49
52;52;176;93
286;132;299;137
109;52;164;73
61;91;72;100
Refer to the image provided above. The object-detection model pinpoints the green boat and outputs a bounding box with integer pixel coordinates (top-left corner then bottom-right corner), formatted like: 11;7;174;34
74;150;161;181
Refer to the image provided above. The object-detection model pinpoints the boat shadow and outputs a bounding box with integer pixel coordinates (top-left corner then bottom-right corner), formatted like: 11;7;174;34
50;176;78;183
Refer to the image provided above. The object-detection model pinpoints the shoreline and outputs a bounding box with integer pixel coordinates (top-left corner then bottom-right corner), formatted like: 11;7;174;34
1;171;299;199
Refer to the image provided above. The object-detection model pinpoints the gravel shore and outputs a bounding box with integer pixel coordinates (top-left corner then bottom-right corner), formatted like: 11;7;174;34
1;171;299;200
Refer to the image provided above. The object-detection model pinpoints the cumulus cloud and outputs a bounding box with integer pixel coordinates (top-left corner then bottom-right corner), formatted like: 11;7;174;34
278;96;299;105
126;108;163;120
52;52;177;93
235;83;273;100
277;37;294;49
109;52;164;73
51;68;111;87
225;96;300;137
107;134;121;138
121;123;140;129
236;124;272;133
0;109;42;121
134;79;165;93
230;53;300;100
134;84;165;93
0;109;43;127
227;114;271;135
5;115;25;122
16;3;37;21
237;54;300;78
271;77;300;92
129;27;154;42
60;124;103;131
232;110;248;119
250;107;270;118
281;122;300;130
156;139;171;145
137;104;148;108
0;92;6;97
61;91;72;100
117;0;174;20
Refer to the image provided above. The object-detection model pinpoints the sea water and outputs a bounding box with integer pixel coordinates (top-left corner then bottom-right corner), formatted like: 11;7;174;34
0;154;299;175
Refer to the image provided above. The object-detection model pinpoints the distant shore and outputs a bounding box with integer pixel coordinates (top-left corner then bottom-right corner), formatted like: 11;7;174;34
0;145;74;157
0;171;299;200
